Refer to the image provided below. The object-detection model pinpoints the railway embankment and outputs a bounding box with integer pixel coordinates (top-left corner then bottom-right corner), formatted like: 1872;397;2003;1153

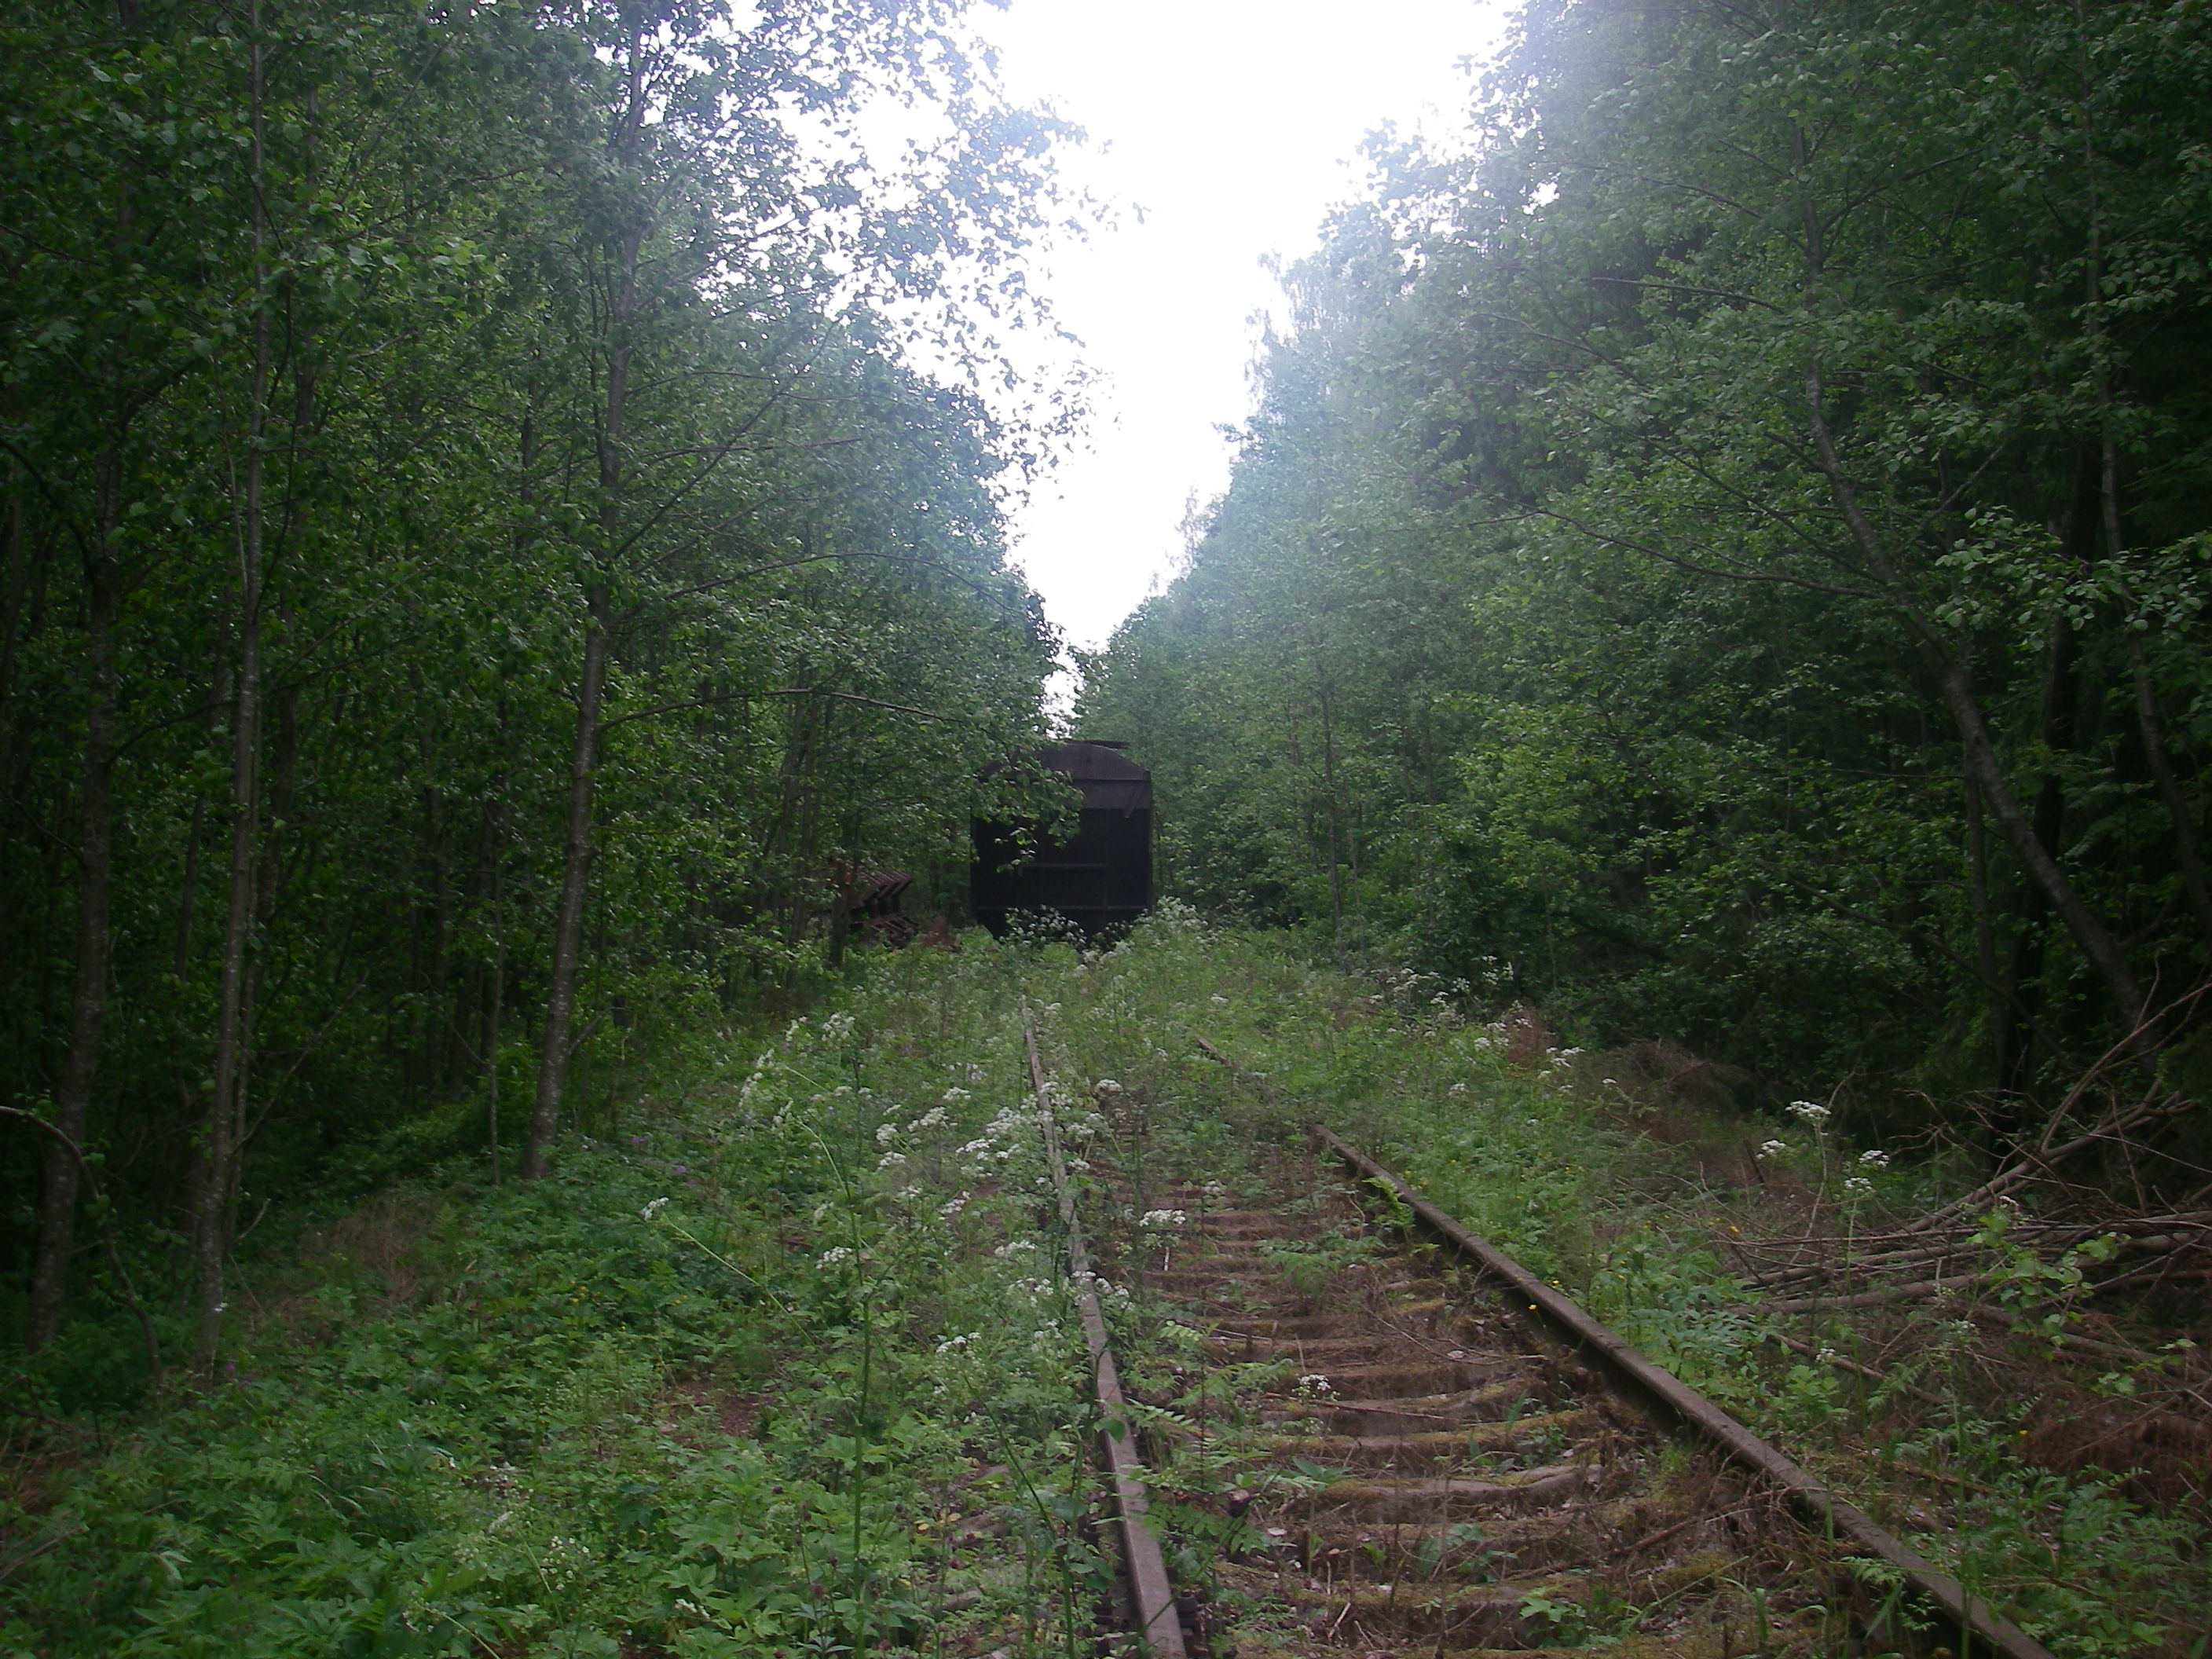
5;914;2207;1657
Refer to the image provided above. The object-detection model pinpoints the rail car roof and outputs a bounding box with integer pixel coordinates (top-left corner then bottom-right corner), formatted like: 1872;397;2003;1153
1038;741;1151;814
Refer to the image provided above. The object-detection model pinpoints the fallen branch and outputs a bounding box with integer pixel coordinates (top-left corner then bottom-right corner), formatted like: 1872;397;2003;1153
0;1391;79;1434
1911;1073;2196;1239
1745;1211;2212;1294
1760;1273;1983;1317
1757;1232;2202;1317
0;1107;163;1385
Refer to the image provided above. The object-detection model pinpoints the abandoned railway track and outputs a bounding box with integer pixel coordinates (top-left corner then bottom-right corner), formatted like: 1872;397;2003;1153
1021;1019;2056;1659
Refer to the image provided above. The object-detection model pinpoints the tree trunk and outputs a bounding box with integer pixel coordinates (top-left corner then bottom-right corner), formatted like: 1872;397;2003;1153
523;589;608;1177
25;559;119;1352
1961;775;2012;1082
1932;651;2144;1027
195;16;270;1365
522;27;648;1174
485;936;504;1185
2097;412;2212;948
1997;610;2081;1097
1318;675;1345;958
2123;627;2212;943
1802;361;2146;1028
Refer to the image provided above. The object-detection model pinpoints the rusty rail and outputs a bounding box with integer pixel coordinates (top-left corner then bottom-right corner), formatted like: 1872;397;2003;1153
1312;1125;2059;1659
1025;1018;1188;1658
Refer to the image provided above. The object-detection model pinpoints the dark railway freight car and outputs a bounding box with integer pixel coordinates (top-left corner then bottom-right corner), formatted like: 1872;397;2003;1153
972;742;1152;938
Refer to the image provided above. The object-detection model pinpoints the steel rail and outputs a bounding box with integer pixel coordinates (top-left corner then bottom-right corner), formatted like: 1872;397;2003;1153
1312;1124;2060;1659
1024;1019;1188;1658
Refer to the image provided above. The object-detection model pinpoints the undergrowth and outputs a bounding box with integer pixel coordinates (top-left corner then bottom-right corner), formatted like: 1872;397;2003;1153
5;910;2205;1656
1013;908;2211;1659
4;979;1110;1657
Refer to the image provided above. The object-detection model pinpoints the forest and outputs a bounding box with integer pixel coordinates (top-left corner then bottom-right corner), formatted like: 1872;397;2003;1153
2;0;1074;1377
5;2;2212;1654
1082;0;2212;1147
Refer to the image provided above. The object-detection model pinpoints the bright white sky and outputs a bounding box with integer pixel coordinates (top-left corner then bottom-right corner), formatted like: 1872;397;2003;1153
975;0;1510;650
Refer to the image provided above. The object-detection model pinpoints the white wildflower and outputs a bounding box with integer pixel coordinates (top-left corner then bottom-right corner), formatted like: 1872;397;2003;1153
942;1086;972;1104
1859;1148;1891;1168
939;1195;969;1219
992;1240;1038;1258
1210;994;1229;1005
1756;1139;1790;1159
815;1246;855;1269
1786;1100;1831;1125
1140;1209;1188;1229
877;1151;908;1170
1093;1079;1124;1097
1295;1374;1334;1397
640;1196;670;1222
1843;1177;1875;1198
1448;1082;1468;1096
876;1122;902;1144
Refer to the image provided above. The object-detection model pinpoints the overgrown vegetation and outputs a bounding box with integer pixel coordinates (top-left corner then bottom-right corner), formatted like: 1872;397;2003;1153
1027;915;2212;1657
10;0;2212;1649
6;918;2207;1654
1;0;1075;1367
4;961;1116;1657
1080;0;2212;1141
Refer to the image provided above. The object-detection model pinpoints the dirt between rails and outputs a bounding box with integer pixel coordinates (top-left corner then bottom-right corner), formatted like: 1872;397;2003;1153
1093;1141;1867;1659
